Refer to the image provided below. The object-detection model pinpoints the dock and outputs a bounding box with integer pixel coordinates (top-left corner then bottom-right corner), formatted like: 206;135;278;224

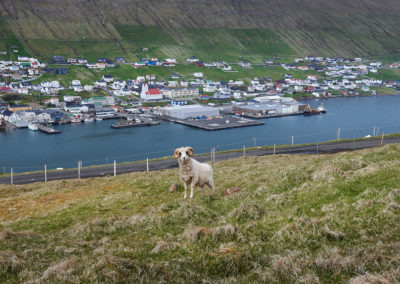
111;118;160;129
156;115;264;130
37;124;61;134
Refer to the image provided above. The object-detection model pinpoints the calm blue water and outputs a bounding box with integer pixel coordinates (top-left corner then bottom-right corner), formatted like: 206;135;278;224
1;95;400;172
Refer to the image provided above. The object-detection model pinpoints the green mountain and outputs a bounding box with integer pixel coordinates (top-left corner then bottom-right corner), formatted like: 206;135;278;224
1;0;400;61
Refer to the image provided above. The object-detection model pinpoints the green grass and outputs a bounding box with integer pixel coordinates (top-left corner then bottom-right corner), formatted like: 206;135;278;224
1;145;400;282
367;68;400;81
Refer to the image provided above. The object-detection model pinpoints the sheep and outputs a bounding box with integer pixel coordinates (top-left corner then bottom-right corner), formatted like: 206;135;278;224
174;147;215;199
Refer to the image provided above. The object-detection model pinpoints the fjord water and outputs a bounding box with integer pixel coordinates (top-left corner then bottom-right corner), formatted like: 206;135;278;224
1;95;400;172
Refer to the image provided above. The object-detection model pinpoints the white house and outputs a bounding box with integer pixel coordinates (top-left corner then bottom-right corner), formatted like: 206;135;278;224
194;72;204;78
71;80;81;86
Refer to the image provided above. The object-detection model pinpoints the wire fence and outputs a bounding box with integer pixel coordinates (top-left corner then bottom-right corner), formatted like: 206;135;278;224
1;123;399;176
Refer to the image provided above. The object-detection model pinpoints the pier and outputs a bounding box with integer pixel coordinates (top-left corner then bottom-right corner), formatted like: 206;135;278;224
155;115;264;130
111;117;160;129
37;124;61;134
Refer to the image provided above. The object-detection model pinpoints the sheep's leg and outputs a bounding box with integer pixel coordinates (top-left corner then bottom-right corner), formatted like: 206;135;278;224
183;183;187;199
190;183;194;199
209;179;215;194
201;186;205;194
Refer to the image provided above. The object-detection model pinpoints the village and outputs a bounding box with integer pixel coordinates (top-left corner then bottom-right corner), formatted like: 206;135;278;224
0;52;399;132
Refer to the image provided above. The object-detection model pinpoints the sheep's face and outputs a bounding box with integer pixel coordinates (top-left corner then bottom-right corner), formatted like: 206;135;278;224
174;147;194;162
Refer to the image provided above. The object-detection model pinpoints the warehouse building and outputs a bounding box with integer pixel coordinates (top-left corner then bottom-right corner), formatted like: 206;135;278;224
156;105;219;119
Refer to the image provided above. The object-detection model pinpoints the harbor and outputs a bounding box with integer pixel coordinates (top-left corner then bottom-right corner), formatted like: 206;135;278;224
1;96;400;172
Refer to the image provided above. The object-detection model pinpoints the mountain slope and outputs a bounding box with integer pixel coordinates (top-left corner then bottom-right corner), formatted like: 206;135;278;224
0;145;400;282
1;0;400;59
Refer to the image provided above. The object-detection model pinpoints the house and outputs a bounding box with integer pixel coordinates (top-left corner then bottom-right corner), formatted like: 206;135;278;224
146;74;156;81
56;68;68;74
28;68;39;76
64;104;89;113
78;58;88;64
140;83;163;100
161;87;199;99
134;61;146;67
194;72;203;78
63;95;81;103
96;63;106;70
187;56;199;63
171;73;180;79
114;57;126;63
84;85;94;92
71;80;81;86
8;104;32;112
94;80;107;88
52;56;65;64
164;58;177;66
68;58;77;64
103;75;114;83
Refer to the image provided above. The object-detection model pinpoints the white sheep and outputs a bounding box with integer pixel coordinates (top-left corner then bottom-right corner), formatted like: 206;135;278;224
174;147;215;199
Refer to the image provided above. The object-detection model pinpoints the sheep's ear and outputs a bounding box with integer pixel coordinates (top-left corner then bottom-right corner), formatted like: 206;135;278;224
187;147;194;156
174;148;181;158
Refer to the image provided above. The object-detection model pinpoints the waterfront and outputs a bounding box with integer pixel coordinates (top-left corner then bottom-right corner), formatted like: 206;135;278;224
2;95;400;172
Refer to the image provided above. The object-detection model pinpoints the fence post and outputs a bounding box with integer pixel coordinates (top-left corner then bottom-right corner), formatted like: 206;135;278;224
253;137;256;147
10;168;13;185
373;126;376;136
381;132;385;146
146;158;149;172
337;128;341;140
273;144;276;156
291;136;294;146
78;161;81;179
114;160;116;176
44;164;47;182
243;145;246;157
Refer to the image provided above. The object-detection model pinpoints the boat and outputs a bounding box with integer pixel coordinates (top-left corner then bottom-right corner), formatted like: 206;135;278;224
84;117;95;123
95;117;103;121
71;118;81;123
28;124;38;131
0;119;6;131
304;109;321;116
303;105;321;116
318;103;327;114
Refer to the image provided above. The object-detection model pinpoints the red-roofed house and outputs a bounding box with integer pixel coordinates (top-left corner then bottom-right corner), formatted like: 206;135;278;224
140;83;163;100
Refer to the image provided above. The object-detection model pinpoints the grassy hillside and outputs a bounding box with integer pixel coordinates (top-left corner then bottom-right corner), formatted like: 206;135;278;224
1;0;400;60
1;145;400;282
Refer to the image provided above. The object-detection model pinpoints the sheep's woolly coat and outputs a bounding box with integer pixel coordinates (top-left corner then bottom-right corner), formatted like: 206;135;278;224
179;158;214;189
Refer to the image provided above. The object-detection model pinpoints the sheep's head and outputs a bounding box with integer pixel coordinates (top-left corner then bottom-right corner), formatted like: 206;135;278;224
174;147;194;162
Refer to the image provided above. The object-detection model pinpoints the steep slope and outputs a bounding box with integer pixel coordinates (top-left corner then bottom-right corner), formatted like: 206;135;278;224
1;0;400;59
0;145;400;282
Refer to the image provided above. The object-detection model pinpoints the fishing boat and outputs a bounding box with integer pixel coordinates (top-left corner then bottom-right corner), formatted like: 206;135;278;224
28;124;38;131
303;105;321;116
318;103;327;114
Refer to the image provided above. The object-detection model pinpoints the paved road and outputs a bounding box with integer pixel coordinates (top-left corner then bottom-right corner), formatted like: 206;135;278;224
0;136;396;185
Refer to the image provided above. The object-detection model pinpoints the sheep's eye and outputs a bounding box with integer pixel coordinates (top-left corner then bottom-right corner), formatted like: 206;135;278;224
186;151;188;154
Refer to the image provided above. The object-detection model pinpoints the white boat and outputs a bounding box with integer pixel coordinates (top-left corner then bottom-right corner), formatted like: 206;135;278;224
95;117;103;121
84;117;95;123
71;118;81;123
28;124;38;131
317;103;327;113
